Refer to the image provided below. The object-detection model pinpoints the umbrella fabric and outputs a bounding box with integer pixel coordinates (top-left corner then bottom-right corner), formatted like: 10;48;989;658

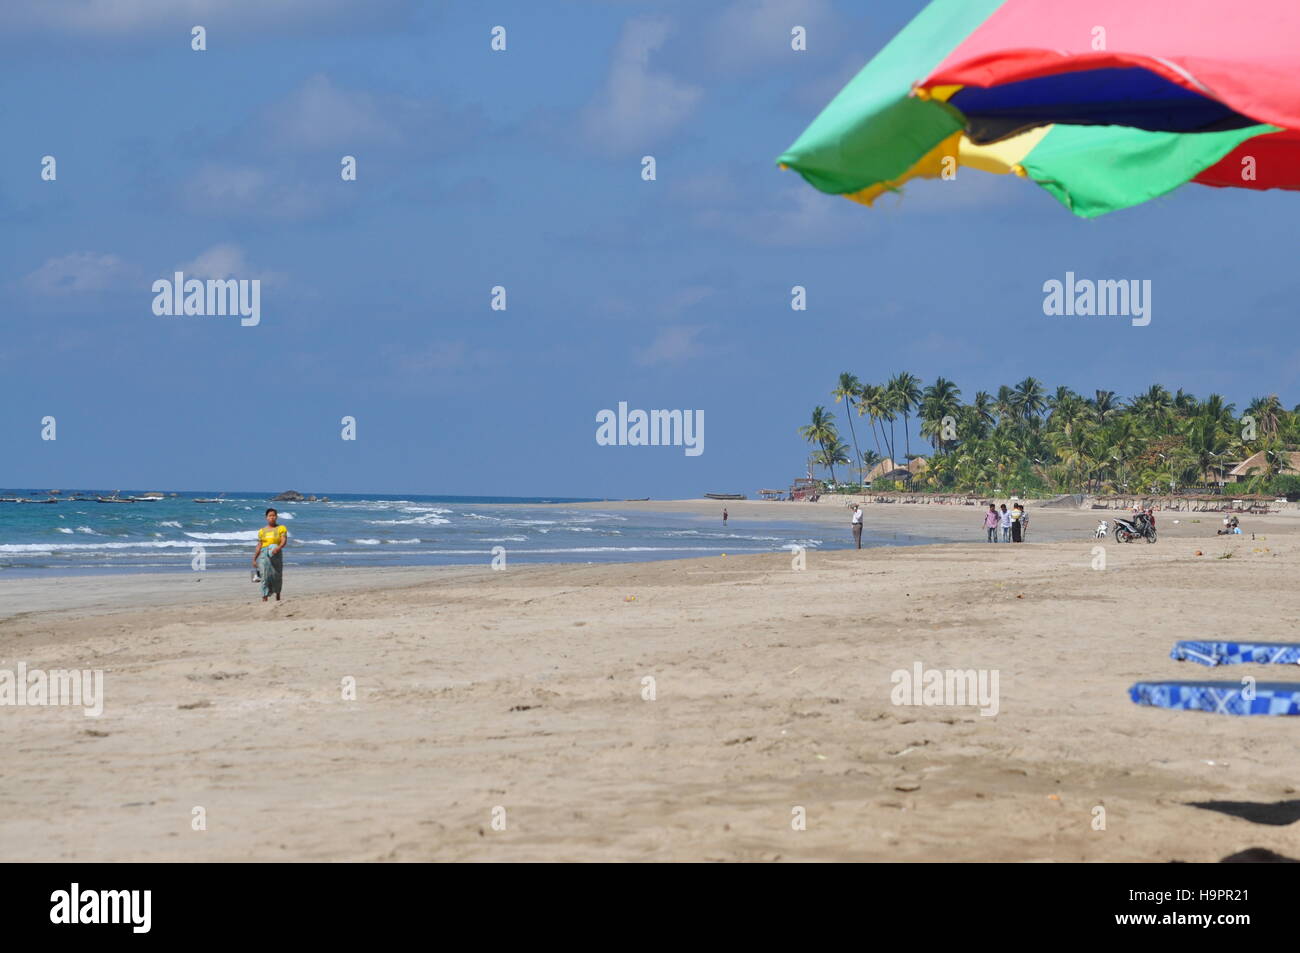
779;0;1300;217
1130;681;1300;715
1194;129;1300;192
1014;122;1275;217
924;0;1300;136
776;0;1005;200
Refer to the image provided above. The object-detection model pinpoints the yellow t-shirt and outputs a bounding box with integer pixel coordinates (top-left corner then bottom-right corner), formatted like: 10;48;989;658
258;524;287;548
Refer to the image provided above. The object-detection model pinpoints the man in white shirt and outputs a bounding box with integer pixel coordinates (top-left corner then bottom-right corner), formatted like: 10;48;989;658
999;504;1012;542
851;503;863;549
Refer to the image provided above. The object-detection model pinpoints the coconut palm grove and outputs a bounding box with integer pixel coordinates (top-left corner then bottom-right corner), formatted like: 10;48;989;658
801;373;1300;498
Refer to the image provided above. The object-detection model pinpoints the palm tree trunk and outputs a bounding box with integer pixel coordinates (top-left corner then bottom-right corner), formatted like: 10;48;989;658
843;409;862;486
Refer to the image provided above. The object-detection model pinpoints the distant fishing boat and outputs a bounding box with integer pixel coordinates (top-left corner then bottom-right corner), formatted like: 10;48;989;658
19;498;57;504
97;492;134;504
130;493;164;502
704;493;746;500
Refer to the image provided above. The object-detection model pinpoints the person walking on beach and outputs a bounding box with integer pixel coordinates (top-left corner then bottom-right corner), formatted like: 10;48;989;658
1020;504;1029;541
1011;502;1023;543
999;504;1012;542
983;504;999;543
722;508;728;526
252;507;287;602
850;503;863;549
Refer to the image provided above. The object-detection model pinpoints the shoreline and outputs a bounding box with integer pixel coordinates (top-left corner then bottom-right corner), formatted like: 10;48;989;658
2;497;1282;619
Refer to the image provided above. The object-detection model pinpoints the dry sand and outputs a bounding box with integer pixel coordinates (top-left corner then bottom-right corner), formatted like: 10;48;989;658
3;500;1299;862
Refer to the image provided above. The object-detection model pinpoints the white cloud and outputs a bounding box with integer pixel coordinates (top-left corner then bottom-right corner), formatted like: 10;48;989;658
637;325;705;365
582;18;702;156
177;243;250;279
259;74;401;151
22;252;133;294
180;162;323;220
714;0;837;72
175;243;284;287
664;286;715;314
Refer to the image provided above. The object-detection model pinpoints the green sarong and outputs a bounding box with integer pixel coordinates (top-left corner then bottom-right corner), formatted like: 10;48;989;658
257;545;283;597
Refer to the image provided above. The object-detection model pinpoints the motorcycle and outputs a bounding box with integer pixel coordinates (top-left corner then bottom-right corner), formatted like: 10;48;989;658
1114;513;1157;543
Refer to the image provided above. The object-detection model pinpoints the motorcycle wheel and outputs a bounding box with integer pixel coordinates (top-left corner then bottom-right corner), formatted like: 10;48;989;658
1146;529;1157;543
1116;528;1130;542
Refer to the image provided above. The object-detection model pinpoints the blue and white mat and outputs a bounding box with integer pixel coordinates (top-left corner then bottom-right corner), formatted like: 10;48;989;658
1170;641;1300;667
1130;681;1300;715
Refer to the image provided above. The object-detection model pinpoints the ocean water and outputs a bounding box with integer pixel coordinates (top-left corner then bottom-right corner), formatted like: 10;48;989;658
0;491;943;576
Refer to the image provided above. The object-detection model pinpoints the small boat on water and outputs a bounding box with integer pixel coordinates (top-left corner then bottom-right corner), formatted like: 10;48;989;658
18;498;57;504
704;493;746;500
130;493;164;502
97;492;135;504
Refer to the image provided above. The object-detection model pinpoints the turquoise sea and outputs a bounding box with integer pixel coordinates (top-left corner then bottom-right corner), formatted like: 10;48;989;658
0;490;947;575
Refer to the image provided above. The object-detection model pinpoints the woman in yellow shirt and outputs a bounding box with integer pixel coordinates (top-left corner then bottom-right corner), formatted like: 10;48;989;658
252;507;288;601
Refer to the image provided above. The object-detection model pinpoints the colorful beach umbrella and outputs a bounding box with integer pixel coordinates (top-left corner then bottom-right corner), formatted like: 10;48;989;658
779;0;1300;217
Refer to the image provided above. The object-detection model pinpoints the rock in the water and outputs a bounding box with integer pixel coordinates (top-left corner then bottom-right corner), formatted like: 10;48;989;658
271;490;305;502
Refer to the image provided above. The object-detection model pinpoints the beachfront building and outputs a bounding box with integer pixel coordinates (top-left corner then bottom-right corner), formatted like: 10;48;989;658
864;456;928;487
1223;450;1300;484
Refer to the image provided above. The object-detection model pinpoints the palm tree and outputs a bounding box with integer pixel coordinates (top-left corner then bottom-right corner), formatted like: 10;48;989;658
1200;394;1236;431
973;391;996;430
798;406;838;480
1091;389;1119;425
1173;388;1198;415
920;377;962;453
994;385;1017;427
1013;377;1047;425
861;383;896;463
814;438;850;483
1246;394;1283;438
890;372;922;461
832;373;864;484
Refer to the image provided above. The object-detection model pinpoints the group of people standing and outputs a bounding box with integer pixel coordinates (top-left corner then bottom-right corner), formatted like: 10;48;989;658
983;502;1029;543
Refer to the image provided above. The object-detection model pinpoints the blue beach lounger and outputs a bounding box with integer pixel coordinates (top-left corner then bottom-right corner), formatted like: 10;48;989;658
1171;641;1300;667
1129;681;1300;715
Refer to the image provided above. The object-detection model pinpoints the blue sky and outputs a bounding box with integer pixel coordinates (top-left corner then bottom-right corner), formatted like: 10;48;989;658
3;0;1299;498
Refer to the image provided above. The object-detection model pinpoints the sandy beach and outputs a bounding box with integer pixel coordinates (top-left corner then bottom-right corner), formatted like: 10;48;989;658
3;499;1298;862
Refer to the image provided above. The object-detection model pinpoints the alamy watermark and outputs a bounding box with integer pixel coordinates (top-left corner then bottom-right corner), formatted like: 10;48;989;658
50;883;150;933
1042;272;1150;327
890;661;999;716
152;272;260;326
595;402;703;456
1;662;104;717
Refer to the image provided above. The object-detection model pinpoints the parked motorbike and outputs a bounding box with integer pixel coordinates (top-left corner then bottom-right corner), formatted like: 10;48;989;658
1114;513;1157;543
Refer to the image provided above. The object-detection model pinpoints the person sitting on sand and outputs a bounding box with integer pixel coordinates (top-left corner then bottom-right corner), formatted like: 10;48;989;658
983;504;999;543
252;507;288;602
